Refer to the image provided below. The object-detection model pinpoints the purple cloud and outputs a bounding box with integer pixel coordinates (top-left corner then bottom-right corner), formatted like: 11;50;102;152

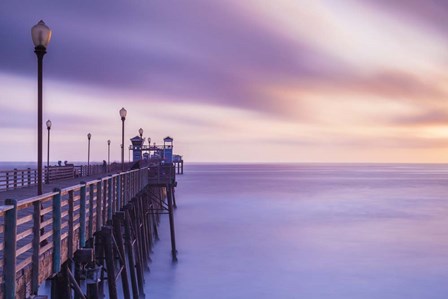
0;0;341;116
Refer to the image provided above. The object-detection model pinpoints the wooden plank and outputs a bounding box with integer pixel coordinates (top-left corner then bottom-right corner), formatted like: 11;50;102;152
16;242;33;258
16;256;32;273
61;222;68;230
39;241;53;255
41;217;53;229
61;231;68;240
17;193;56;209
40;230;53;243
17;214;33;226
41;205;53;216
16;228;33;242
61;210;69;218
0;205;14;214
73;214;80;222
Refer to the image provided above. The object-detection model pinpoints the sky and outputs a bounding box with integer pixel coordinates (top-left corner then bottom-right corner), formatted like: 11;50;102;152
0;0;447;163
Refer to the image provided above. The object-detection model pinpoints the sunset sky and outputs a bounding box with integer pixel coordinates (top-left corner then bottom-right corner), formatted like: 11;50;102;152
0;1;447;163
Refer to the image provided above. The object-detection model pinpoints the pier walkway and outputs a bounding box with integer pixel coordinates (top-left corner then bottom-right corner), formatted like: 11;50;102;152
0;163;180;298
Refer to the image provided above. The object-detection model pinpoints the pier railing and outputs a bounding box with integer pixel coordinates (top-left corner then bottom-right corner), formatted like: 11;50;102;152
0;162;136;192
0;169;37;192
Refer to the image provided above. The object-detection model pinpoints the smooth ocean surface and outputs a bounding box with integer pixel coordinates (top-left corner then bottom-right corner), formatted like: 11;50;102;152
146;164;448;299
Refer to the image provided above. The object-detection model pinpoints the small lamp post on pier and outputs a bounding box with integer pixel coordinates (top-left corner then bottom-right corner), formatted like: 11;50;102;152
46;119;52;183
87;133;91;175
139;128;143;138
32;20;52;195
119;107;127;171
107;140;111;172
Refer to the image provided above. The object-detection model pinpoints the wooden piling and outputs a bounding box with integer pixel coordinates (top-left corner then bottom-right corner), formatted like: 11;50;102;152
167;184;178;261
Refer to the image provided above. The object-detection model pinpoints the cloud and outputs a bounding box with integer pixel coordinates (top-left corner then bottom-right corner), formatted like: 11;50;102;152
387;110;448;127
363;0;448;37
0;0;347;117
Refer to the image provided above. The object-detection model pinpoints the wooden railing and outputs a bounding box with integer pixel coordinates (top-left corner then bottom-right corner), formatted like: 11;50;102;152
0;167;151;298
0;169;38;191
0;162;139;192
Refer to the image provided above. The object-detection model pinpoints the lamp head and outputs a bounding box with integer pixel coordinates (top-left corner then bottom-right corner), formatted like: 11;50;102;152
87;133;91;140
119;107;127;120
31;20;52;48
46;119;52;129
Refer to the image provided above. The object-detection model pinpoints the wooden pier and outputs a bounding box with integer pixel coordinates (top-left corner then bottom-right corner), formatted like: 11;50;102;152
0;162;180;298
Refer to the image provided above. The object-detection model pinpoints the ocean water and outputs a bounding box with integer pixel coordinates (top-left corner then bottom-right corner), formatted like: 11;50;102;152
146;164;448;299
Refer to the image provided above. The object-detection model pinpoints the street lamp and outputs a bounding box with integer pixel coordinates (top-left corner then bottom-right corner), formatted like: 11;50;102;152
148;137;151;159
107;140;111;171
46;120;52;183
32;20;52;195
138;128;144;159
87;133;91;175
119;107;127;171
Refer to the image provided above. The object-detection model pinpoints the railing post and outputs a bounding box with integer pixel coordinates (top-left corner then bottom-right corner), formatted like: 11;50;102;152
53;189;62;273
6;171;9;190
68;190;75;259
96;180;103;231
108;176;113;221
32;198;42;295
117;175;122;211
4;199;17;299
89;184;95;240
111;176;116;215
123;173;128;205
28;168;31;186
13;168;17;189
80;182;87;247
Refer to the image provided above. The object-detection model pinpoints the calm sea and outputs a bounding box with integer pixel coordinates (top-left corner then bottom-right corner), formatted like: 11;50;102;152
147;163;448;299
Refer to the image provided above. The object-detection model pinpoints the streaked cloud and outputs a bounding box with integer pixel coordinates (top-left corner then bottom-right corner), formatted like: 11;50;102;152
0;0;447;162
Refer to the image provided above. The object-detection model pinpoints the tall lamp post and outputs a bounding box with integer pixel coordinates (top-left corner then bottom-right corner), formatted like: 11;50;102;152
120;107;127;171
148;137;151;159
46;120;52;183
87;133;91;175
107;140;111;171
32;20;52;195
139;128;144;159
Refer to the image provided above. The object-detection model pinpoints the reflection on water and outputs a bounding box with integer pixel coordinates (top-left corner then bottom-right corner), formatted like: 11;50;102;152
147;164;448;299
